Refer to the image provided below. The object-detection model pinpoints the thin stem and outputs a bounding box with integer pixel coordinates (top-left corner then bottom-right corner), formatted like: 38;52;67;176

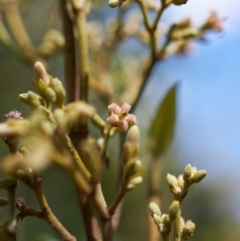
32;176;76;241
147;157;161;241
59;0;79;102
78;191;103;241
0;16;28;63
70;0;89;102
137;0;151;31
131;58;156;112
100;126;113;162
174;207;182;241
108;183;126;216
64;134;91;180
153;1;172;31
6;184;17;240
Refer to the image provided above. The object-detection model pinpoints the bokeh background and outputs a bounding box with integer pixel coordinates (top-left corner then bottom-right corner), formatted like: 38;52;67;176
0;0;240;240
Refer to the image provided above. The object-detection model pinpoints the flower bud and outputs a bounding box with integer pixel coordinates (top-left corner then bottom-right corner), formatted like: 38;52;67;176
34;62;50;85
192;170;207;183
166;173;181;194
149;202;161;217
182;220;195;239
183;164;192;181
153;214;161;225
51;78;66;107
45;87;57;103
125;159;141;178
169;200;180;221
19;91;41;108
127;176;143;190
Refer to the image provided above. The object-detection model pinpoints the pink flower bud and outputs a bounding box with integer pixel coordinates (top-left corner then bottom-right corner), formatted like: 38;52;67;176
108;103;121;114
107;114;119;125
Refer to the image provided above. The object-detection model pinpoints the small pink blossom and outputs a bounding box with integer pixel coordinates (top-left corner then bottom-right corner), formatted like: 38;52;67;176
107;103;136;131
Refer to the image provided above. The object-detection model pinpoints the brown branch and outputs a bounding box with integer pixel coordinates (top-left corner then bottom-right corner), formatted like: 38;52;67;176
59;0;79;102
30;175;76;241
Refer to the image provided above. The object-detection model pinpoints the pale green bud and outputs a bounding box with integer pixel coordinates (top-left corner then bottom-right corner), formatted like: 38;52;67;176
149;202;161;217
51;78;66;107
126;176;143;190
182;220;195;239
169;200;180;221
45;87;57;103
19;91;41;108
125;159;142;178
166;173;181;194
183;164;192;181
126;125;140;145
192;170;207;183
153;214;161;225
178;175;184;189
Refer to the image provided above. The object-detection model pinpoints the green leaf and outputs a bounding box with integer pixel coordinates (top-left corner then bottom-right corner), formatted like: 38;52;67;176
148;83;177;157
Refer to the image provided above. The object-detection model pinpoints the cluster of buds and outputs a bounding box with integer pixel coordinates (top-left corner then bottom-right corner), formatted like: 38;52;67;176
107;103;136;132
149;201;180;235
181;219;196;240
167;164;207;200
30;62;66;108
122;126;142;191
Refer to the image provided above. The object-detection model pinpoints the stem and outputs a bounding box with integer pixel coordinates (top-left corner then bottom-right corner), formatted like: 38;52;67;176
59;0;79;102
147;157;161;241
137;0;151;31
33;177;76;241
131;58;156;112
6;183;17;241
2;1;46;66
0;16;28;63
153;2;172;31
64;134;91;180
108;183;126;216
174;206;181;241
78;191;103;241
70;0;90;102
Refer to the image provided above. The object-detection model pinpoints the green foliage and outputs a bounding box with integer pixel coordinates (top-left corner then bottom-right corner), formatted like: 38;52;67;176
148;84;177;157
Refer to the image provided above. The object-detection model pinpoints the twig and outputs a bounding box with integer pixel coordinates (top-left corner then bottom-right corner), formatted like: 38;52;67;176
174;207;182;241
59;0;79;102
64;134;91;180
147;157;161;241
32;175;76;241
16;202;43;221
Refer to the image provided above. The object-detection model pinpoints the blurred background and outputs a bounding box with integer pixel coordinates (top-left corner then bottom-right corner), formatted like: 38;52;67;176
0;0;240;240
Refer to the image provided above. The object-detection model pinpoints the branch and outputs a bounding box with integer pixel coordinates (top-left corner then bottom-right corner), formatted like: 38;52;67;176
59;0;79;102
30;175;76;241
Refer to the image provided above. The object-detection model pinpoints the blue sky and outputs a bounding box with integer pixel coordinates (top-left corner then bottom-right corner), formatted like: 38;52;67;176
136;0;240;219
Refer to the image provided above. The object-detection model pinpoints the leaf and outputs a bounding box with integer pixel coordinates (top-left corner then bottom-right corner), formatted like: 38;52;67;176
148;83;177;157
